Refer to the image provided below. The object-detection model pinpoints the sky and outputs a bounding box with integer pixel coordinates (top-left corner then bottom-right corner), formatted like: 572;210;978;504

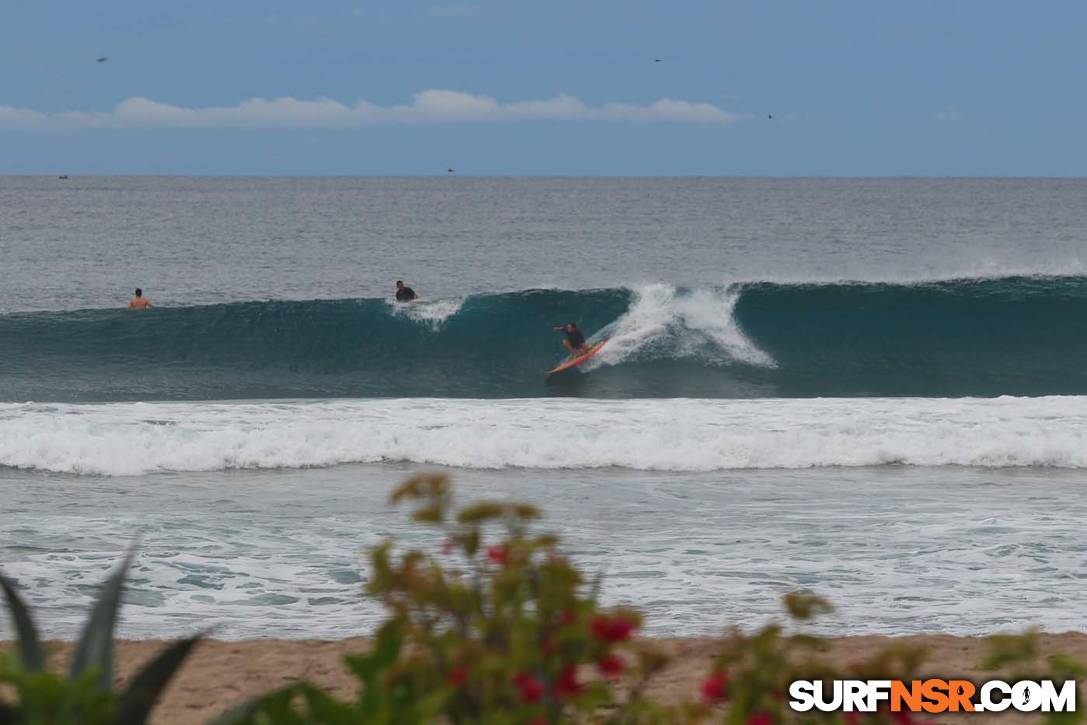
1;1;1085;176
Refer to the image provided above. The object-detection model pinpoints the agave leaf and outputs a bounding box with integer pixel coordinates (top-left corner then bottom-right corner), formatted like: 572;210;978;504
298;683;356;721
70;549;136;689
208;685;302;725
0;571;45;671
115;633;203;724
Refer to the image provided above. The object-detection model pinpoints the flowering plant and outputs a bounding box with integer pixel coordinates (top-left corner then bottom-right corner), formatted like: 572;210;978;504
221;473;675;723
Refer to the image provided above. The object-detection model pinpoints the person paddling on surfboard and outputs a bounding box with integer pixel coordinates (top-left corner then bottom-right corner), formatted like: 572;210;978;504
553;322;590;357
394;280;418;302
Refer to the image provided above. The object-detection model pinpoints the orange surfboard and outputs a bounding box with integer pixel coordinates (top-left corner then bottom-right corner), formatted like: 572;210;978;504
547;340;608;375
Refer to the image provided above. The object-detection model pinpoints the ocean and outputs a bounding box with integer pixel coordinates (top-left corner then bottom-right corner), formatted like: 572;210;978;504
2;176;1087;640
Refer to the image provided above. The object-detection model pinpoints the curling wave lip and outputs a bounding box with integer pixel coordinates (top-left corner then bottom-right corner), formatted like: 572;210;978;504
4;276;1087;401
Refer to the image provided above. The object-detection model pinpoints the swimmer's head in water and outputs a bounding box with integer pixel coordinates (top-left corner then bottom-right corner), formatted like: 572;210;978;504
396;280;404;288
566;323;577;332
135;288;143;297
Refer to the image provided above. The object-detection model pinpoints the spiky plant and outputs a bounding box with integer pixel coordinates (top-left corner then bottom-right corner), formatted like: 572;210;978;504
0;551;202;724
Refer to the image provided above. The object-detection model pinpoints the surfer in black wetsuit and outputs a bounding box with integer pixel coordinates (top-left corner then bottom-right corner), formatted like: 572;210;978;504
395;280;417;302
553;322;590;356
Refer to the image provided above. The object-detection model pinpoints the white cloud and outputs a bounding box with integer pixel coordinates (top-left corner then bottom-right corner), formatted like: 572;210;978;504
0;90;737;129
0;106;49;125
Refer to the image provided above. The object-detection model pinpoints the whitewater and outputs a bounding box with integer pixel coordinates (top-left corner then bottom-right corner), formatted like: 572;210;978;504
4;396;1087;476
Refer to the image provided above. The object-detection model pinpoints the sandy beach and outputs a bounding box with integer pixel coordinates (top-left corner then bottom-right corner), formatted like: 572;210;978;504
6;634;1084;724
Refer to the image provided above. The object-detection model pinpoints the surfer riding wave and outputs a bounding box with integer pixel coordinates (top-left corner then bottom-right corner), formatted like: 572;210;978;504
553;322;590;357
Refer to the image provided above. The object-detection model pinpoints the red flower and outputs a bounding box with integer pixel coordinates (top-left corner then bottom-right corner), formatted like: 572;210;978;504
558;609;577;625
513;672;545;703
598;653;625;677
441;539;456;555
553;665;582;699
701;671;729;703
590;614;635;643
541;633;556;655
528;719;547;725
747;713;773;725
486;544;509;565
446;664;469;687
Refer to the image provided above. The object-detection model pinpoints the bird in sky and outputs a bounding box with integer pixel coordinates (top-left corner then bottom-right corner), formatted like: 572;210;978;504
96;56;109;63
447;168;455;173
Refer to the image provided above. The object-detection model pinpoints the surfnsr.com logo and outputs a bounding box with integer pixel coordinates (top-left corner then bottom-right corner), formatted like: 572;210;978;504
789;679;1077;714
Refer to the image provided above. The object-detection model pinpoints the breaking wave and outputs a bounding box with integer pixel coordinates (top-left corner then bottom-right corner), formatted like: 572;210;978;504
4;396;1087;476
3;276;1087;400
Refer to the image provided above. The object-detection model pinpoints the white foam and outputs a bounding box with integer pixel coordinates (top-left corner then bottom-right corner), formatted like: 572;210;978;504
4;396;1087;476
387;297;464;328
595;284;775;369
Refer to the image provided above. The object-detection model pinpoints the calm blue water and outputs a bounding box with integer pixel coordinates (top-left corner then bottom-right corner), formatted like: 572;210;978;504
2;177;1087;640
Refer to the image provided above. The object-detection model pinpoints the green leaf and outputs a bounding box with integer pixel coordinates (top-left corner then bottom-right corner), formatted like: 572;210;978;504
511;504;540;520
782;590;832;621
0;701;19;725
982;631;1039;670
390;474;450;505
588;569;604;603
459;529;480;557
346;619;402;683
0;571;45;671
412;504;445;524
298;683;356;722
115;633;203;724
70;549;135;689
1048;653;1087;678
208;685;301;725
1044;707;1082;725
456;502;506;523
